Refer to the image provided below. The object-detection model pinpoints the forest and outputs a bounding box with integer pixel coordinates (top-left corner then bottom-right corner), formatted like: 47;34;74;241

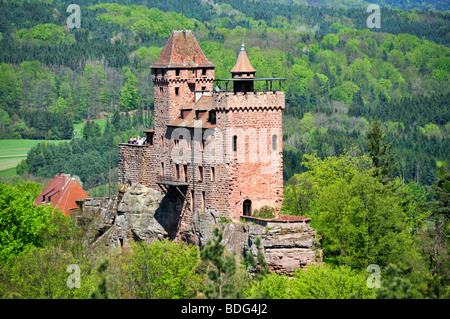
0;0;448;300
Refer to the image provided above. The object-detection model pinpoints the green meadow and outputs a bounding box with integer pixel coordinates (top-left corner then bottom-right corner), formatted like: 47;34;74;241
73;118;108;138
0;119;108;181
0;139;62;181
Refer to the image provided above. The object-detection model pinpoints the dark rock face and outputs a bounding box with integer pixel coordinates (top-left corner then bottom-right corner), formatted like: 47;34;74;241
76;185;322;275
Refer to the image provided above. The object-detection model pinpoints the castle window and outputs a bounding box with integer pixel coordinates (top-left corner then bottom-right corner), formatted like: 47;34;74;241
209;111;216;124
198;166;203;181
202;68;207;76
161;136;164;148
183;165;188;182
159;86;163;97
175;164;180;180
211;167;215;182
160;162;164;176
175;87;179;96
201;191;206;211
272;134;278;151
176;69;180;77
233;135;237;152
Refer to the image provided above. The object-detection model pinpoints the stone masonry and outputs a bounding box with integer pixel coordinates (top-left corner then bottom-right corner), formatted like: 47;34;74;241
114;30;321;272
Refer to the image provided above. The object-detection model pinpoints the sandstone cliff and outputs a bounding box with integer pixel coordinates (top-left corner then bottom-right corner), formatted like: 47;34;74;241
76;185;322;275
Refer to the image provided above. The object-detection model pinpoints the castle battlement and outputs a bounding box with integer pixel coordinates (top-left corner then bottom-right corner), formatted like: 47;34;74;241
119;30;284;223
213;90;285;111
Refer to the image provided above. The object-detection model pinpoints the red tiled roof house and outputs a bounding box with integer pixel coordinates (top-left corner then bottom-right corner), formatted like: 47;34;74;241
35;173;89;216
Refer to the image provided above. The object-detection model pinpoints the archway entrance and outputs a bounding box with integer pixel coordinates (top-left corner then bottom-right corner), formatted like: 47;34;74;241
243;199;252;216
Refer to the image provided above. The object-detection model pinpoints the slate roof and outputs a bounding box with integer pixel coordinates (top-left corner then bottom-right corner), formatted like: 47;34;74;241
35;174;89;216
151;30;215;69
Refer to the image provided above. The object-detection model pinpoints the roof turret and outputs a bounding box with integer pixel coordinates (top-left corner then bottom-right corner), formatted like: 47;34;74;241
230;43;256;76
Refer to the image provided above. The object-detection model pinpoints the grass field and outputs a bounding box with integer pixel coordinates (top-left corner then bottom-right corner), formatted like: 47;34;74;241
73;118;108;138
0;139;63;181
0;119;108;182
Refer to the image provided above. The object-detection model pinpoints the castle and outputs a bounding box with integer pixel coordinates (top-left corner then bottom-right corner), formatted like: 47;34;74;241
80;30;321;272
118;30;285;240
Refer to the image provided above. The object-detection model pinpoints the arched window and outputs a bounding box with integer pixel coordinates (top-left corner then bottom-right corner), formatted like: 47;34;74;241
272;134;278;151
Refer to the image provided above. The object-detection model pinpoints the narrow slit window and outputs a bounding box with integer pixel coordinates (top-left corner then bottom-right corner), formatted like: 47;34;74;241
233;135;237;152
198;166;203;181
211;167;215;182
272;134;278;151
201;191;206;211
175;164;180;180
175;87;179;96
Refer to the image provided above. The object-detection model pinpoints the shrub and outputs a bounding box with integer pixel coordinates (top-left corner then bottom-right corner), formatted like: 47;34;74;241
253;205;276;219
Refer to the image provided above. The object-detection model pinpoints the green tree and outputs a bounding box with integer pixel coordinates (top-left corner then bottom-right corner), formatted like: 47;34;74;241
0;109;11;131
282;173;319;216
290;265;375;299
376;264;415;299
200;227;237;299
0;182;60;263
0;247;96;299
302;152;428;270
366;119;396;180
245;264;375;299
90;258;110;299
245;272;290;299
244;236;269;298
122;240;201;299
119;69;140;111
0;63;21;109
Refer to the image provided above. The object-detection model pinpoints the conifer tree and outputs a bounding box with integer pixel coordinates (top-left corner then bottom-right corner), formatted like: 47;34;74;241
200;227;236;299
366;119;397;181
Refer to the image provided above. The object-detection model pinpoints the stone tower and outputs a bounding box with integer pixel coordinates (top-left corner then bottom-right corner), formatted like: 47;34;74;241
112;31;320;273
119;30;285;233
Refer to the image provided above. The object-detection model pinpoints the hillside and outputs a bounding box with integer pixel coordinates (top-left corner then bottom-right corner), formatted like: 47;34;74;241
264;0;450;11
1;0;448;187
0;0;449;302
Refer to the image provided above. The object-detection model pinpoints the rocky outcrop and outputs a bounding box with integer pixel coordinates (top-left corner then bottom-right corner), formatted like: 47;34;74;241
243;218;322;275
75;185;322;275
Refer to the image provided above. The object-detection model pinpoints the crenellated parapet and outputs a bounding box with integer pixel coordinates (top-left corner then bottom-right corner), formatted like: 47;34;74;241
212;91;285;112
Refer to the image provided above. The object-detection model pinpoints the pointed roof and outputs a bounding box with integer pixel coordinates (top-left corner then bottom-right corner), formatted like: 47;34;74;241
35;173;89;216
230;43;256;74
151;30;215;69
